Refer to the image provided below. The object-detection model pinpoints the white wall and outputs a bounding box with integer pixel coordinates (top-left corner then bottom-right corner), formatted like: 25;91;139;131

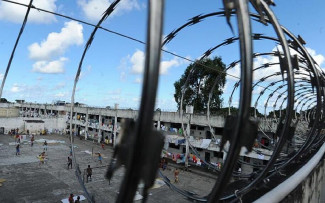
0;118;25;133
0;117;66;134
25;122;44;133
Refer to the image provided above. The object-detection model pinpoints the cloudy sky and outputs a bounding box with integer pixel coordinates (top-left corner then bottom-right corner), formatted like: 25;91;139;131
0;0;324;112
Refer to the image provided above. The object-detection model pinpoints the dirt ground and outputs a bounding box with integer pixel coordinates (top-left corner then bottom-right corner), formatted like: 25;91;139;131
0;133;216;202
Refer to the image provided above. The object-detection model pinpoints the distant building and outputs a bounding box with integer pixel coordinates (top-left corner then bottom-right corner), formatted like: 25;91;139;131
15;100;25;104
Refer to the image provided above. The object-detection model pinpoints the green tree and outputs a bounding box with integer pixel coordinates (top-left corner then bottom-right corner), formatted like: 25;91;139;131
0;98;9;103
174;56;226;113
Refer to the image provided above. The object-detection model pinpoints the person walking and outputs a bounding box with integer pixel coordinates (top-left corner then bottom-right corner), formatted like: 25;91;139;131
38;152;46;166
68;156;72;169
86;165;92;183
174;168;179;183
97;152;102;164
31;135;34;147
16;144;20;156
101;141;105;150
75;196;81;203
43;140;48;151
68;194;74;203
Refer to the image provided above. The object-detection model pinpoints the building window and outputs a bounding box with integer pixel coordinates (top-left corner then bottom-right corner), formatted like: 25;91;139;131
169;143;180;149
213;151;223;158
197;126;204;131
244;156;250;163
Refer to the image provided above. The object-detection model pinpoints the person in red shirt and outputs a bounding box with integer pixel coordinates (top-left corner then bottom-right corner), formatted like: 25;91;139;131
68;194;74;203
101;141;105;150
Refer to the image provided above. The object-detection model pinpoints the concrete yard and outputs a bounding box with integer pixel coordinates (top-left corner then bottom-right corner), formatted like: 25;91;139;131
0;134;216;203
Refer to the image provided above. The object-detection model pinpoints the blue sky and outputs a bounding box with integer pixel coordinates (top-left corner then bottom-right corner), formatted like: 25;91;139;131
0;0;324;112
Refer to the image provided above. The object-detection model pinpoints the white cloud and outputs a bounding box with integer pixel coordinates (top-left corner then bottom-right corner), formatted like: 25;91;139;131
130;50;145;74
108;88;121;95
78;0;140;21
132;97;140;102
32;57;67;74
253;86;264;95
54;82;66;89
10;83;23;93
0;73;3;81
160;57;184;74
0;0;57;23
120;71;126;81
54;92;68;98
129;50;186;75
28;21;83;60
227;46;324;83
134;77;142;84
306;47;325;67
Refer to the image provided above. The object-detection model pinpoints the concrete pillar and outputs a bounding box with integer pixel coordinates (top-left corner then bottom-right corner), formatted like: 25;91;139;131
38;108;41;116
74;112;77;134
98;114;102;143
113;115;117;147
85;108;89;140
185;122;190;168
184;108;192;169
157;120;161;130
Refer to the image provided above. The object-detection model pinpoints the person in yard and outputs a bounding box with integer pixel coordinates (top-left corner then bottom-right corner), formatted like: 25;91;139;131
68;194;74;203
68;156;72;169
31;135;34;147
101;141;105;150
86;165;92;182
75;196;80;203
174;168;179;183
16;143;20;155
96;152;103;164
38;152;46;166
43;140;48;151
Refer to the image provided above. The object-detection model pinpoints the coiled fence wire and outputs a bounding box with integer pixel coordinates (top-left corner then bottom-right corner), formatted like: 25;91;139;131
1;0;324;202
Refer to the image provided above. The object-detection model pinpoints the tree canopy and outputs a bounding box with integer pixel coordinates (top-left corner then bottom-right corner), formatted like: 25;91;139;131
0;98;9;103
174;56;226;113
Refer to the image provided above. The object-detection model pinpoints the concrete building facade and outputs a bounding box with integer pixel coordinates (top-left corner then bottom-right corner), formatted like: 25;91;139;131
0;102;274;174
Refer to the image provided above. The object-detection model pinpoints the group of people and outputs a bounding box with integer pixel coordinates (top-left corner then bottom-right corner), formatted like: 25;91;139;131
8;128;19;136
160;158;180;183
68;194;81;203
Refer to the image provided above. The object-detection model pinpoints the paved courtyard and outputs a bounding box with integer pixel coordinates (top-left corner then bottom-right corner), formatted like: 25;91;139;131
0;133;216;202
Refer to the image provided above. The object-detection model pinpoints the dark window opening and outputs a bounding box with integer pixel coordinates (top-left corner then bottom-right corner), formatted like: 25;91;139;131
170;123;182;128
214;127;223;135
197;126;204;131
206;131;212;139
205;152;211;162
213;151;223;158
244;156;250;163
169;143;180;149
